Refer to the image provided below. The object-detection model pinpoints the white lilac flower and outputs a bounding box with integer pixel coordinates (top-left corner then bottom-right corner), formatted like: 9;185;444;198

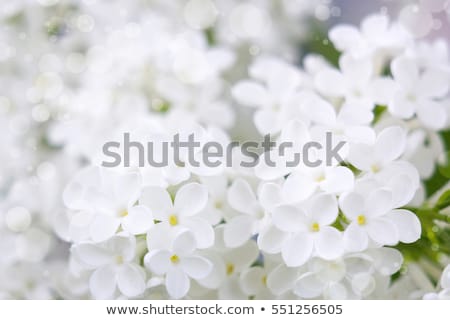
231;56;306;135
329;14;411;60
281;165;354;204
271;193;344;266
308;94;375;145
314;54;391;110
196;229;260;299
198;175;229;226
72;235;146;299
144;229;213;299
63;167;153;242
140;182;213;248
348;126;407;174
403;128;445;179
239;255;298;299
255;119;311;180
340;187;421;252
388;55;449;129
294;248;402;299
223;178;270;248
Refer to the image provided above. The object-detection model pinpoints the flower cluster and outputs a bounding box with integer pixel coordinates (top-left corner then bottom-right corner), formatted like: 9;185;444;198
1;0;450;300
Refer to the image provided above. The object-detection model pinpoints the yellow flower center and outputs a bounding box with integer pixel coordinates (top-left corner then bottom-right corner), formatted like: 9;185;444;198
115;255;124;264
119;210;128;217
226;263;234;276
169;214;178;226
170;255;180;264
214;201;223;209
371;164;380;173
262;275;267;286
175;160;185;168
311;222;320;232
357;215;366;225
315;175;325;182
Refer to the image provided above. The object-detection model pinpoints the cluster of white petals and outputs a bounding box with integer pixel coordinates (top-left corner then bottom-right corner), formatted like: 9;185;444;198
1;0;450;300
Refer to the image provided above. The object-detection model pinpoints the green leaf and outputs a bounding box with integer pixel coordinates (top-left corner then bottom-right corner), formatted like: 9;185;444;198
372;105;387;124
436;189;450;210
424;129;450;197
300;21;340;67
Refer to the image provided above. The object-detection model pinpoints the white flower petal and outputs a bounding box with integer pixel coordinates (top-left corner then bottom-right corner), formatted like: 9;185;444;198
329;25;362;51
258;182;283;211
146;223;173;251
282;233;314;267
240;267;266;295
195;252;226;289
144;250;171;275
338;105;374;125
367;218;399;245
121;205;154;235
307;96;336;125
72;243;113;268
175;183;208;216
69;211;93;242
385;209;421;243
391;56;419;91
348;143;374;171
389;92;416;119
223;215;254;248
181;256;213;279
282;172;317;203
257;224;288;254
370;247;403;276
279;119;311;145
339;192;365;220
89;265;116;299
418;68;449;98
227;178;258;215
115;172;142;208
173;230;197;255
89;214;121;243
139;186;173;220
351;272;375;297
272;205;307;232
324;282;348;299
63;181;84;210
361;14;388;36
387;174;417;208
315;69;347;97
255;151;292;180
340;54;372;85
343;223;369;252
416;101;447;130
107;235;136;261
166;268;190;299
322;166;354;195
226;240;259;271
117;264;146;297
308;193;339;226
375;126;406;163
254;109;283;135
369;77;396;105
294;272;324;298
366;189;392;217
231;80;268;107
181;217;214;249
266;264;298;295
315;226;344;260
